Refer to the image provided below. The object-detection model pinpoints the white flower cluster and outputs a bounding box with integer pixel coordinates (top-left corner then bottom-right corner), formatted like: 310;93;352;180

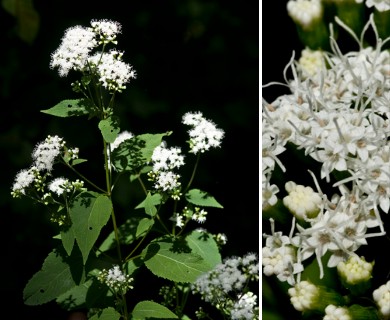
182;111;224;154
151;143;185;171
50;19;136;92
88;50;136;92
48;177;85;196
230;292;258;320
372;280;390;317
32;135;65;172
11;135;75;197
110;130;134;151
288;280;319;311
297;48;325;78
283;181;322;220
356;0;390;12
11;166;41;197
337;255;373;285
171;206;208;229
262;16;390;282
149;141;185;199
90;19;121;44
192;253;259;319
97;265;133;294
262;218;303;285
323;305;351;320
287;0;323;28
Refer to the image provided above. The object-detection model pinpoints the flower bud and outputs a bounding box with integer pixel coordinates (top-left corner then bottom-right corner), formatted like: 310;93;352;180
337;255;374;295
287;0;330;49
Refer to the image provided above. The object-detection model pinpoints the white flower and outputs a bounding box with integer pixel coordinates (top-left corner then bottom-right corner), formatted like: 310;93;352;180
288;280;319;312
182;111;224;154
323;304;351;320
287;0;323;28
50;26;97;76
172;213;184;228
32;135;65;172
192;253;259;312
151;143;185;171
373;280;390;317
87;50;136;92
153;171;181;192
48;177;70;196
337;255;374;285
90;19;122;44
98;265;133;294
192;208;207;223
230;292;258;320
283;181;322;220
110;130;134;151
11;167;38;196
262;180;279;209
298;48;325;78
363;0;390;11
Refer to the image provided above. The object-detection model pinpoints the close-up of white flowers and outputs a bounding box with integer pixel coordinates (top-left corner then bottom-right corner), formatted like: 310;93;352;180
262;0;390;319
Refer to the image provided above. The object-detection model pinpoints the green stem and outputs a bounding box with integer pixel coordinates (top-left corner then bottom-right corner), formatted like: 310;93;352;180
184;153;200;193
103;139;122;261
62;160;107;194
137;173;148;195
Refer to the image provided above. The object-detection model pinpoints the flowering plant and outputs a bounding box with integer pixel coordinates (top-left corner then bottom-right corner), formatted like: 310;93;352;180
262;1;390;319
11;19;259;319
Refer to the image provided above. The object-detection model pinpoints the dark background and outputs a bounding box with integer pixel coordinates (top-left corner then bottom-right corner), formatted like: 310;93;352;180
1;0;259;318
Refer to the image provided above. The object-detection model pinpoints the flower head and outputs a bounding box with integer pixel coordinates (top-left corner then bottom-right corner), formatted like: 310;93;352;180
151;142;185;171
372;280;390;317
87;50;136;92
283;181;322;220
32;135;65;172
182;111;224;154
90;19;122;44
97;265;133;294
11;166;39;197
287;0;323;28
323;304;351;320
50;26;97;76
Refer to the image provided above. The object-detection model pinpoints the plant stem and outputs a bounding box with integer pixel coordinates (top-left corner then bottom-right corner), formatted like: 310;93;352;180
184;153;200;193
63;160;107;194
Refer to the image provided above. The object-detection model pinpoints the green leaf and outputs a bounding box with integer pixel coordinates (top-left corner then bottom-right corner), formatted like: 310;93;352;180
185;189;223;208
99;116;120;143
98;216;142;254
136;193;162;210
130;166;152;182
56;279;92;310
70;192;113;264
135;192;161;217
56;278;113;311
111;133;168;172
89;307;121;320
142;237;212;283
60;227;75;256
23;246;85;306
136;218;154;238
132;301;178;319
41;99;94;117
71;158;88;166
185;230;221;268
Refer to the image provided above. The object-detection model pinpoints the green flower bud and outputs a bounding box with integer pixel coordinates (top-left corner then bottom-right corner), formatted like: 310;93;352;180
337;255;374;295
